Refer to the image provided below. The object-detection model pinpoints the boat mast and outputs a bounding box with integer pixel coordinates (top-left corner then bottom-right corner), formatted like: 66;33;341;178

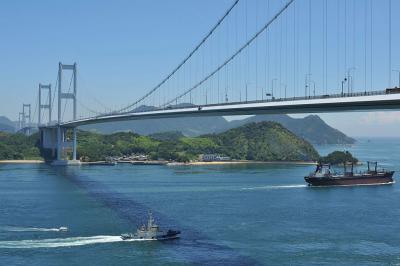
148;211;154;229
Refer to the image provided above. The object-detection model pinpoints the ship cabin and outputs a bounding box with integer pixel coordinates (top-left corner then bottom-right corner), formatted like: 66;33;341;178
314;163;332;178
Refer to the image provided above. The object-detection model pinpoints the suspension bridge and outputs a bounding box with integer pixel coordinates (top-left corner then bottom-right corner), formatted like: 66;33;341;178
16;0;400;165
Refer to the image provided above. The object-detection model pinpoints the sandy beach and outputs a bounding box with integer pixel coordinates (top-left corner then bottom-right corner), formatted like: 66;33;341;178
0;160;44;164
168;160;318;166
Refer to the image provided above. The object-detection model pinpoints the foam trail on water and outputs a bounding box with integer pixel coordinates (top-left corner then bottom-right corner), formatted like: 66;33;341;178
0;235;154;249
0;226;66;232
241;184;307;190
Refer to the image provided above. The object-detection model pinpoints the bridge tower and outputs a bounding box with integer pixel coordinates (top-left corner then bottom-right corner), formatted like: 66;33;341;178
18;112;23;130
51;62;80;165
22;104;31;135
38;83;52;126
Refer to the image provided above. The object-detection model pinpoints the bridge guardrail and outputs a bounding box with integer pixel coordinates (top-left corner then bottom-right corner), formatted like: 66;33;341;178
65;89;393;123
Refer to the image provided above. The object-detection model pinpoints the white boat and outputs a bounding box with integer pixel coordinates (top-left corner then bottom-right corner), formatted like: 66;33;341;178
121;212;180;241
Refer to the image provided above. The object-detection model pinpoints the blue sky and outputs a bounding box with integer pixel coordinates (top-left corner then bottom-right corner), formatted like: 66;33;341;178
0;0;399;137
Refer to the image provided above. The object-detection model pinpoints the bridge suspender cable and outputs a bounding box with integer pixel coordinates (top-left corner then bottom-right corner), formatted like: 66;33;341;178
388;0;392;87
113;0;240;114
364;0;367;93
162;0;295;108
370;0;373;91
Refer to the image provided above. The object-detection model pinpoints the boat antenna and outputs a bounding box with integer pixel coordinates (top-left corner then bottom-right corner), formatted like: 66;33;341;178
148;211;154;228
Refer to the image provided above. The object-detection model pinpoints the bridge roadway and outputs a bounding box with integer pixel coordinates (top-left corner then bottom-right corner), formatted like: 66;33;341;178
59;90;400;128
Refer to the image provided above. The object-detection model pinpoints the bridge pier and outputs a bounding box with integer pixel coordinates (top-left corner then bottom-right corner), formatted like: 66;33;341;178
39;126;80;165
52;126;80;166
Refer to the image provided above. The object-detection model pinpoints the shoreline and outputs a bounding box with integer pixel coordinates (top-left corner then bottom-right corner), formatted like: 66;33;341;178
0;160;366;167
168;160;318;166
0;159;317;166
0;160;44;164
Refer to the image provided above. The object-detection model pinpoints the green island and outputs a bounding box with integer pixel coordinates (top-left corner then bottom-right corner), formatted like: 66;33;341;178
319;150;358;165
0;121;356;164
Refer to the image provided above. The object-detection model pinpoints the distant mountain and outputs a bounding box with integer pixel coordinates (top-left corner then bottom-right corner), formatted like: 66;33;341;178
0;116;15;133
81;116;227;136
82;104;227;136
82;112;354;145
226;114;355;145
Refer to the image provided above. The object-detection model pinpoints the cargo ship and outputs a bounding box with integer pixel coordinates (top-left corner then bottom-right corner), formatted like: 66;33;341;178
305;161;395;187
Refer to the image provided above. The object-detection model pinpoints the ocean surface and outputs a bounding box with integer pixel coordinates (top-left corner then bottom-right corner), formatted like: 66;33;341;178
0;138;399;265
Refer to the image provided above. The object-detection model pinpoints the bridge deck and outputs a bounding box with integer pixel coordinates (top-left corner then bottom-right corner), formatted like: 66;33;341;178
57;90;400;128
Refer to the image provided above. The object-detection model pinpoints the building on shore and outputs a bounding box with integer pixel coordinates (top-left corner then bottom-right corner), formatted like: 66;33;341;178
200;154;231;162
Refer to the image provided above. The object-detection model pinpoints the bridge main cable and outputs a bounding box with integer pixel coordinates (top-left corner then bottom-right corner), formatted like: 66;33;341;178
113;0;240;114
163;0;295;107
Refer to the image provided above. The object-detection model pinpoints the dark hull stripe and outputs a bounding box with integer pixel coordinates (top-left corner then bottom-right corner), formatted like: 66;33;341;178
305;173;394;187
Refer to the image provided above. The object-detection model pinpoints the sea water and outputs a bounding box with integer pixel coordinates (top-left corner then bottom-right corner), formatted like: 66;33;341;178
0;138;399;265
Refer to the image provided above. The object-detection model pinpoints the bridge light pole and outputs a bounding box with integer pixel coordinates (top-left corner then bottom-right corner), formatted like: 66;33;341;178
245;82;254;102
392;70;400;88
341;78;348;96
255;86;264;100
245;83;249;102
308;80;316;97
346;67;356;93
271;79;277;99
281;83;287;99
305;74;312;98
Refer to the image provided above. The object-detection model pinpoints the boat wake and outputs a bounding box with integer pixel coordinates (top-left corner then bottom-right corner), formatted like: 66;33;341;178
0;226;66;232
0;235;154;249
241;184;307;190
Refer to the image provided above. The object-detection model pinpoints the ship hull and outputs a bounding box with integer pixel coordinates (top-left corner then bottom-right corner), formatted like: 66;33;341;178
305;172;394;187
121;230;180;241
120;235;180;241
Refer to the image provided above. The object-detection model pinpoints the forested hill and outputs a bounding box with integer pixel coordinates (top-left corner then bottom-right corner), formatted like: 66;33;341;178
0;132;40;160
0;122;320;162
205;122;319;162
76;121;320;162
